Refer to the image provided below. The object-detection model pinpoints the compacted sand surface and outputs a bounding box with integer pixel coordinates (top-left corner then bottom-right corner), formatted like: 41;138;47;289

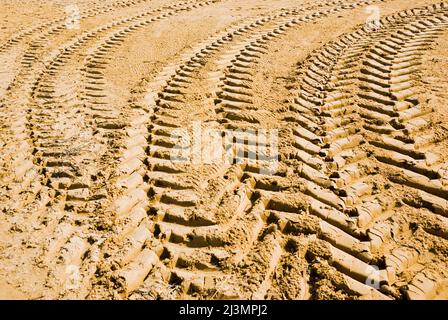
0;0;447;299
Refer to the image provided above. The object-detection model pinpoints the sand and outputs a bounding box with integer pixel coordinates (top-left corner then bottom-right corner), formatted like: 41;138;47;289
0;0;447;300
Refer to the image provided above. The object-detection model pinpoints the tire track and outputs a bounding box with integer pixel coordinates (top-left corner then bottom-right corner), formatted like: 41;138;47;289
358;16;448;218
279;2;448;299
1;1;206;213
0;0;155;53
0;0;158;98
0;0;167;191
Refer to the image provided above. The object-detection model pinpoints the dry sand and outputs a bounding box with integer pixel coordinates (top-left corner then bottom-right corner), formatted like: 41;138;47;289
0;0;447;300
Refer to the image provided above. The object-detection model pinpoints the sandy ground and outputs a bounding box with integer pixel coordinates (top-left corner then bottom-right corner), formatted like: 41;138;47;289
0;0;447;300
